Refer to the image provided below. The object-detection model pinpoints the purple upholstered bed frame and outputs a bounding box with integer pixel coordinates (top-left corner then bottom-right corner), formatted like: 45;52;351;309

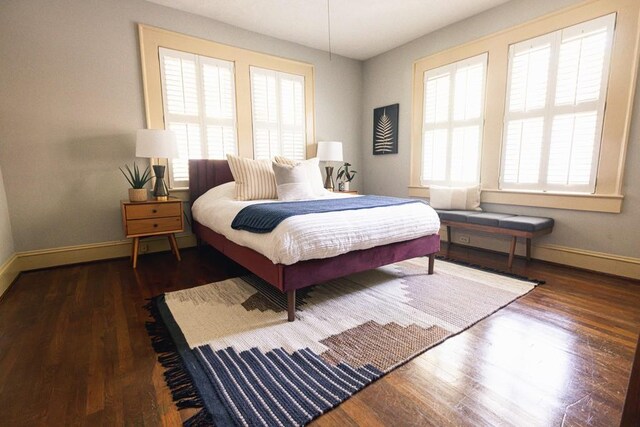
189;159;440;321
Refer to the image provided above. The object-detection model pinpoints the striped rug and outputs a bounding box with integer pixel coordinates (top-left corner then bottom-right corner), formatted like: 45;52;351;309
146;258;540;426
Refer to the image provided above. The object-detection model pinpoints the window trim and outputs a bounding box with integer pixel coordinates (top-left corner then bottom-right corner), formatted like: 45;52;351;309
409;0;640;213
138;24;315;189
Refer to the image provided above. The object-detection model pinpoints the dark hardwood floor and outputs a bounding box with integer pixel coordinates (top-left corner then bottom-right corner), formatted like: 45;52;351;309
0;244;639;426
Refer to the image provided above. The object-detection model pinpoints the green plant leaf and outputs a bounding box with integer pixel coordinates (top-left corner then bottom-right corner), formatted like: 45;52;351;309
119;167;135;187
336;162;357;182
120;163;153;189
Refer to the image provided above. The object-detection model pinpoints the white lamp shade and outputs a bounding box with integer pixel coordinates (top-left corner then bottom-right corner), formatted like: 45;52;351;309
316;141;343;162
136;129;179;159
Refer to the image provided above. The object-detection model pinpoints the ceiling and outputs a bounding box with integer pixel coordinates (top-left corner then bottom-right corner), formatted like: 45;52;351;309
146;0;511;60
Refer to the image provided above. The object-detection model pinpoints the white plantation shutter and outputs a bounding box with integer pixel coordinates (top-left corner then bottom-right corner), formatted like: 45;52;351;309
250;67;306;160
502;118;544;184
421;53;487;186
167;122;201;185
159;48;237;187
500;14;615;192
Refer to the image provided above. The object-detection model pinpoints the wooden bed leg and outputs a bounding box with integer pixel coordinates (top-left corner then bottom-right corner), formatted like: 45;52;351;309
508;236;517;269
287;290;296;322
447;226;452;246
428;253;435;275
526;238;532;262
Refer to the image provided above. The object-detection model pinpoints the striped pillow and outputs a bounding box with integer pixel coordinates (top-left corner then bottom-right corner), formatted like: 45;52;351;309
429;185;482;211
227;154;277;200
273;156;297;166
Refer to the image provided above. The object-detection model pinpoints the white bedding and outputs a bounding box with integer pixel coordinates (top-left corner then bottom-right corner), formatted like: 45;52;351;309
191;182;441;265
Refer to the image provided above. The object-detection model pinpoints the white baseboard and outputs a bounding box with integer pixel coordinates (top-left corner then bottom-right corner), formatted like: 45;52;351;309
0;254;20;299
2;229;637;300
0;234;198;299
534;244;640;279
442;228;640;279
15;234;198;272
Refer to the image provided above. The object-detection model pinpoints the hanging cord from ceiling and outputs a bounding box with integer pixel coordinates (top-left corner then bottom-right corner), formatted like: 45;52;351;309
327;0;332;60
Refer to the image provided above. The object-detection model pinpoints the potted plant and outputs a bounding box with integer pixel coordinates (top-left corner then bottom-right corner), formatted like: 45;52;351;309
336;162;357;192
120;163;152;202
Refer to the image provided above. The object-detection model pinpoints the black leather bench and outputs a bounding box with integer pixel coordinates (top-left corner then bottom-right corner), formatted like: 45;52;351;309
435;210;554;268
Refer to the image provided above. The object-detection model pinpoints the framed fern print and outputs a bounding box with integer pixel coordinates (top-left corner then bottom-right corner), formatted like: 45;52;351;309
373;103;399;155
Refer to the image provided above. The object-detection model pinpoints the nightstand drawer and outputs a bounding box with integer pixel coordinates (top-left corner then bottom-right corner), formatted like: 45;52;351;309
125;202;181;220
126;216;182;235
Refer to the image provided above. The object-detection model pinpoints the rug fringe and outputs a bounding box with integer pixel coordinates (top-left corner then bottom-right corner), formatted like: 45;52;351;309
144;297;214;426
184;408;214;427
435;255;545;285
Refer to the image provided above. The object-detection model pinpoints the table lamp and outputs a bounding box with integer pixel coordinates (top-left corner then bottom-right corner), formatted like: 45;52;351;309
135;129;178;201
316;141;343;191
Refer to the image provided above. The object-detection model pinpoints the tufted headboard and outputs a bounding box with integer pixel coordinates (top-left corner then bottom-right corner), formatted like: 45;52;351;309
188;159;234;203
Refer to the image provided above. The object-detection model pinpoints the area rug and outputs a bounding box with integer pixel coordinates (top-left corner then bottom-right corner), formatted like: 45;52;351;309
146;258;541;426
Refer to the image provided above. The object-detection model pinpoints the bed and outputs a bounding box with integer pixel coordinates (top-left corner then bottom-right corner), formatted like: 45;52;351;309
189;159;441;321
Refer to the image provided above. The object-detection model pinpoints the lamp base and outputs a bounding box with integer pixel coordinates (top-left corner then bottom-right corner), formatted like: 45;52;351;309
152;164;170;200
324;166;335;191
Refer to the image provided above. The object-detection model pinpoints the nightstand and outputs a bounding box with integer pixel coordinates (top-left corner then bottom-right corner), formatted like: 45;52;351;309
121;199;183;268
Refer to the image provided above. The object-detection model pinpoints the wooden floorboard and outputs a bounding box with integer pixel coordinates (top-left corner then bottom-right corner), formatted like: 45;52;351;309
0;244;638;426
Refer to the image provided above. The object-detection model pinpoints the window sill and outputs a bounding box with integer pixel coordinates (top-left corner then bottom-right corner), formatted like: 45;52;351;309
167;187;190;202
408;186;623;213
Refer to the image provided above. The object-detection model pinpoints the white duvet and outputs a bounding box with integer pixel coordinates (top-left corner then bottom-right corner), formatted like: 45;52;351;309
191;182;441;265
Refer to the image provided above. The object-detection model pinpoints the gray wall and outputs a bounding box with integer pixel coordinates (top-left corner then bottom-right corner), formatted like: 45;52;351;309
2;0;637;261
361;0;640;259
0;0;362;252
0;165;15;265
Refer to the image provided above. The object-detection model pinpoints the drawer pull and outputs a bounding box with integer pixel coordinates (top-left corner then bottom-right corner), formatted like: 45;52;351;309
152;209;157;213
153;224;158;228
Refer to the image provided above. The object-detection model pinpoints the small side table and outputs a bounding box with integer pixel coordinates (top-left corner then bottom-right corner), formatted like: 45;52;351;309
121;199;183;268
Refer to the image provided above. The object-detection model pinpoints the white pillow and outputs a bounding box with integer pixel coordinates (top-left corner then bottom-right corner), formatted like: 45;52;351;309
272;162;315;201
429;185;482;211
226;154;277;201
274;156;326;197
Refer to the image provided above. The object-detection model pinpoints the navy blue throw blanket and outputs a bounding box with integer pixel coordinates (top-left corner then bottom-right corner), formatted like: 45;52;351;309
231;195;425;233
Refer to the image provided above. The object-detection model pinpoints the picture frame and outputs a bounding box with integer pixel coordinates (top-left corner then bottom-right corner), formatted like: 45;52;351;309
373;103;399;155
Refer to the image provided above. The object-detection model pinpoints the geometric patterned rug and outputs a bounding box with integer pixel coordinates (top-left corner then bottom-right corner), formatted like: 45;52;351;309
146;258;540;426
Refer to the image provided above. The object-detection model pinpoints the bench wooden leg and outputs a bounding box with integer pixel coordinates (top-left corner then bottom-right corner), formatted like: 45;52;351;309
526;238;532;261
287;289;296;322
447;226;452;245
508;236;517;269
428;253;435;275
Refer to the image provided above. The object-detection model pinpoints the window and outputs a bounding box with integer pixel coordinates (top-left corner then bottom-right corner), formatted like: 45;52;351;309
250;67;306;160
421;53;487;186
159;48;237;188
409;0;638;213
139;25;315;190
500;14;615;193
